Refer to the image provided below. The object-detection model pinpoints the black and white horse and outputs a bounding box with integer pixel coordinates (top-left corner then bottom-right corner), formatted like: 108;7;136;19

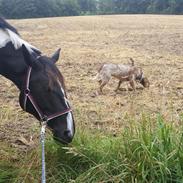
0;17;75;144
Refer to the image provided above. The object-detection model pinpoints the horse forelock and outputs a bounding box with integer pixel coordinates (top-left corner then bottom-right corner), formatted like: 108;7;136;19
45;63;66;93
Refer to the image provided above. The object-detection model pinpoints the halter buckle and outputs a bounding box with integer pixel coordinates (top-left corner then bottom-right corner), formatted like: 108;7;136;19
24;88;30;95
42;115;48;122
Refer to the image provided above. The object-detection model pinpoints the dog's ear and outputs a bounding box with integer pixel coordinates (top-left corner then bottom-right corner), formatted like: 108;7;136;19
130;58;135;66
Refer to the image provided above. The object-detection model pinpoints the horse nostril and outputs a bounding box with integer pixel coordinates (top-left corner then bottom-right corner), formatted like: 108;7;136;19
64;130;72;138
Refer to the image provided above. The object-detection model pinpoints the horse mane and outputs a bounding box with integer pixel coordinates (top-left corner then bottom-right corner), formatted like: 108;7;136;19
0;17;41;54
0;17;19;35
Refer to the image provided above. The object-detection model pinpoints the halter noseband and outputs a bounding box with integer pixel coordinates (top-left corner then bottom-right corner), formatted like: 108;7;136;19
22;66;72;123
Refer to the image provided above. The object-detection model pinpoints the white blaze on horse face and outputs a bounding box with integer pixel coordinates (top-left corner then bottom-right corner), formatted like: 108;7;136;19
0;28;39;53
58;79;74;135
66;112;74;136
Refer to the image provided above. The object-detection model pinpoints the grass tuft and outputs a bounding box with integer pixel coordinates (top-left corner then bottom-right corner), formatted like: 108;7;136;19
1;115;183;183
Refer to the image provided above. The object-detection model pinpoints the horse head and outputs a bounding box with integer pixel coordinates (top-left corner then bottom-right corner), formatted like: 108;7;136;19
19;45;75;144
0;17;75;144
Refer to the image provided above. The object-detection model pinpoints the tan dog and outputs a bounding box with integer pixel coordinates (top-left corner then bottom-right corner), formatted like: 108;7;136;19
95;58;150;94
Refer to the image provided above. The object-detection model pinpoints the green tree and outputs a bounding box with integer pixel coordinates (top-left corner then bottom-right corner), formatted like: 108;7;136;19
175;0;183;14
56;0;80;16
77;0;97;14
97;0;114;14
147;0;169;13
0;0;183;19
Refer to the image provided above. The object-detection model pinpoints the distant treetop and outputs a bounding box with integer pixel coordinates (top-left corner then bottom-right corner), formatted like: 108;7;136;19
0;0;182;19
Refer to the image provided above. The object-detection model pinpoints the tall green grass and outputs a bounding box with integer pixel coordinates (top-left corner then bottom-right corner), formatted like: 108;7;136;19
1;115;183;183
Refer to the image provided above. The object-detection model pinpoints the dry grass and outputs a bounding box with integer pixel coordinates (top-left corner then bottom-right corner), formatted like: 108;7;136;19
1;15;183;144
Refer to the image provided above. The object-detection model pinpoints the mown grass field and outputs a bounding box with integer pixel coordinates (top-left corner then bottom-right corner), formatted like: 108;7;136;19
0;15;183;183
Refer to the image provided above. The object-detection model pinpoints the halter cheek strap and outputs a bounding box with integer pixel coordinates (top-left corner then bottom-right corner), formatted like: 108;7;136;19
23;66;72;123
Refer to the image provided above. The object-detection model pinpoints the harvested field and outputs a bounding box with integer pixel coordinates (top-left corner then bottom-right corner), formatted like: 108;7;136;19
0;15;183;145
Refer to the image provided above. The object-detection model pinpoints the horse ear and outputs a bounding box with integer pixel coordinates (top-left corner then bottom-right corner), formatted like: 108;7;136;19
51;48;61;63
22;44;35;66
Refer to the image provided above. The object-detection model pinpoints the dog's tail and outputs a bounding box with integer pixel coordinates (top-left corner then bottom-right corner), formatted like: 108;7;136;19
93;73;102;81
93;73;99;81
130;58;135;66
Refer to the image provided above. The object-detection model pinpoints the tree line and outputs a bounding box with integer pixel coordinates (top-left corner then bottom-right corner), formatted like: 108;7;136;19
0;0;183;19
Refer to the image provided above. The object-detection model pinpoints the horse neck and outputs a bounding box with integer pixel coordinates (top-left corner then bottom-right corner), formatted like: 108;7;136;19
0;43;27;90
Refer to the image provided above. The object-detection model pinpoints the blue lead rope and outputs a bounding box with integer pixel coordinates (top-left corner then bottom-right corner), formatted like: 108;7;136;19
40;122;46;183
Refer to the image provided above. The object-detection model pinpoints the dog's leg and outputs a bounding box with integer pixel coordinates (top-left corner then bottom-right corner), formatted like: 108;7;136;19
129;75;136;91
129;80;136;91
95;80;102;95
98;74;111;94
99;81;107;94
115;80;122;92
